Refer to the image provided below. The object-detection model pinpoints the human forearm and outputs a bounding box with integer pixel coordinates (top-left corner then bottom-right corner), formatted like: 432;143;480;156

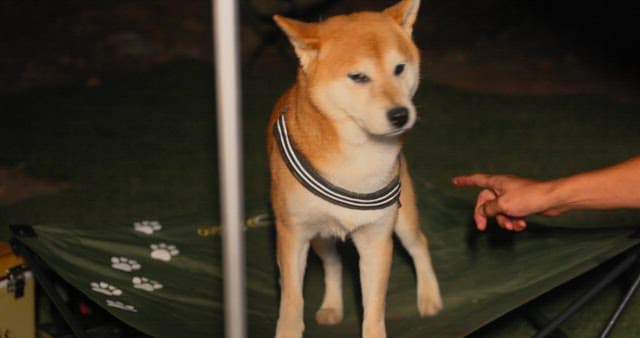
548;156;640;212
453;155;640;231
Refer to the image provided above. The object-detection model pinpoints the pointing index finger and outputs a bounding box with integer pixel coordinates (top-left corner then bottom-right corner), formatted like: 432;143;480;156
452;174;493;189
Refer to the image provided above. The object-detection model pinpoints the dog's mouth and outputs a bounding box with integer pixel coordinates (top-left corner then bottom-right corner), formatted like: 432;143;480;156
369;124;414;139
380;127;409;137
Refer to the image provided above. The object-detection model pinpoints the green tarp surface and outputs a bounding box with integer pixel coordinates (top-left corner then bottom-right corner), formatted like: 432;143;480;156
12;187;640;337
3;61;640;337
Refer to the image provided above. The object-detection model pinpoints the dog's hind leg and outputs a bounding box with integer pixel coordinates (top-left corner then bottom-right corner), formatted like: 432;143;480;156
275;218;312;338
311;237;344;325
394;156;443;317
352;220;394;338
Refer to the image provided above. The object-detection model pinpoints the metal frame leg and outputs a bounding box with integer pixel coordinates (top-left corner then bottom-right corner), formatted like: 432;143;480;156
523;307;568;338
599;260;640;337
533;246;640;338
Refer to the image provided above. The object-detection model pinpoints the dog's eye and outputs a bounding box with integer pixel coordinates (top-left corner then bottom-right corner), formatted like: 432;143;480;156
394;64;405;76
348;72;370;84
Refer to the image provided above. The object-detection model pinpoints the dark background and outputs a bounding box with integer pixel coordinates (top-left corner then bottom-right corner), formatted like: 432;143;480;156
1;0;638;98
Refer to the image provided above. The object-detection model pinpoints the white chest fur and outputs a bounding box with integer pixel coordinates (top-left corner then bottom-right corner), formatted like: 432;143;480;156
332;119;400;188
286;184;398;240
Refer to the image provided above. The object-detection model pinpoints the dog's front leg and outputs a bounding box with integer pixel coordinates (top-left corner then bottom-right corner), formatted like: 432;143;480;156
395;160;442;316
352;220;394;338
275;220;311;338
311;237;344;325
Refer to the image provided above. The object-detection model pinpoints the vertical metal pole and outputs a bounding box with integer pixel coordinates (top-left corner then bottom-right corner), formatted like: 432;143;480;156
212;1;246;338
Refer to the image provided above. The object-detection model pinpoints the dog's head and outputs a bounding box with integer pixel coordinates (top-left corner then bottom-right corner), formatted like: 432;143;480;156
275;0;421;137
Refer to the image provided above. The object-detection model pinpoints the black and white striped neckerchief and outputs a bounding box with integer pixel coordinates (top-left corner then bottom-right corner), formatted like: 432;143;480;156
273;109;401;210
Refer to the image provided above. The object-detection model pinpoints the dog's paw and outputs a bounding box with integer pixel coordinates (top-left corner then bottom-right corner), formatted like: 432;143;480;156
315;307;343;326
418;293;443;317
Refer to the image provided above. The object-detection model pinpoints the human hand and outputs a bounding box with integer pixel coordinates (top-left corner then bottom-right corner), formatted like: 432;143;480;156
452;174;565;231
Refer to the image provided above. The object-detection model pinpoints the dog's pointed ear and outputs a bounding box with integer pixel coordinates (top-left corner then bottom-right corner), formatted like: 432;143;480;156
384;0;421;34
273;15;319;70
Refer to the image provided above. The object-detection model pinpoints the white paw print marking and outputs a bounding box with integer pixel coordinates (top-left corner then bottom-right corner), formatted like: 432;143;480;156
134;220;162;235
150;243;179;262
91;282;122;296
111;257;141;272
132;276;163;292
106;299;137;312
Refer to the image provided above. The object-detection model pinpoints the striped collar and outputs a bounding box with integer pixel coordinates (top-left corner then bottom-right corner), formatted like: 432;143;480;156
273;109;401;210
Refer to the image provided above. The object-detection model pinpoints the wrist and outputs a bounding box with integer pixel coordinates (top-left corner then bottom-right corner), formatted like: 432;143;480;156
542;178;572;215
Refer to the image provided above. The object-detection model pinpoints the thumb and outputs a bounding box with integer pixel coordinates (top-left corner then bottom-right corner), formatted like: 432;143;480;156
474;189;498;231
479;198;504;218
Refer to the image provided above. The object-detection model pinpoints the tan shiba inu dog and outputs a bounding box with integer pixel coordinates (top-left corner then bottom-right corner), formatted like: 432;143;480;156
267;1;442;337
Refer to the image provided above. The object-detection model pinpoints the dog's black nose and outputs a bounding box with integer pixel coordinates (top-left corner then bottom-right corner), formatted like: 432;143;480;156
387;106;409;129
